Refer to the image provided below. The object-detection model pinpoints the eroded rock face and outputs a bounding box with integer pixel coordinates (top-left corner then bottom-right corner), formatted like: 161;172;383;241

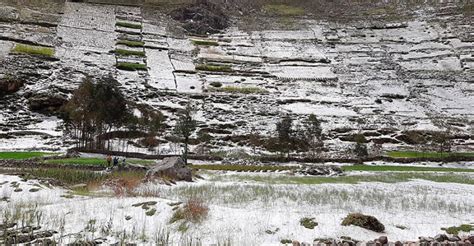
0;77;23;95
169;0;229;35
145;157;192;182
27;91;67;113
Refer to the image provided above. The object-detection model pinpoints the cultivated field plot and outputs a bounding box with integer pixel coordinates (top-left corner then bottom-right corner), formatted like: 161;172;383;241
0;167;473;245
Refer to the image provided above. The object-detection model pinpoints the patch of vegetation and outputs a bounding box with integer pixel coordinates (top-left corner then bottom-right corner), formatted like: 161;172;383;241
114;49;145;57
192;164;296;172
28;188;40;192
116;62;147;71
117;40;145;47
300;217;318;229
263;4;305;16
116;21;142;29
209;81;222;87
387;151;474;158
342;165;474;173
145;208;157;216
0;151;55;160
45;157;107;166
208;86;267;94
396;225;408;230
191;39;219;46
195;64;232;72
341;213;385;232
280;239;292;244
12;44;54;57
442;224;474;235
169;198;209;224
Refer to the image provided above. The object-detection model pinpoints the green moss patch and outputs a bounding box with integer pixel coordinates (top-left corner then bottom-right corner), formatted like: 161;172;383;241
195;64;232;72
341;213;385;232
191;39;219;46
442;224;474;235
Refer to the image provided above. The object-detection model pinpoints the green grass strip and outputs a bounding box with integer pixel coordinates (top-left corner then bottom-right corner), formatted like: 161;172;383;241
388;151;474;158
343;165;474;173
116;21;142;29
208;86;267;94
191;39;219;46
0;152;55;160
44;157;155;166
192;164;297;172
117;40;145;47
114;48;145;57
116;62;147;71
12;44;54;57
196;64;232;72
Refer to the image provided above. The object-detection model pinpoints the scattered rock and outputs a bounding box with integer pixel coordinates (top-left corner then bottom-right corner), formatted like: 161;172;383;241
434;234;448;242
378;236;388;244
0;76;24;95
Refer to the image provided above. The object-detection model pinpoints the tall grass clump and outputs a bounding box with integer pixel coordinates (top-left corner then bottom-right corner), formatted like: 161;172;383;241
12;44;54;57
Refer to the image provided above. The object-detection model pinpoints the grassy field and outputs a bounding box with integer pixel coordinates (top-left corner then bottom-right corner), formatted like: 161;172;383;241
0;152;56;160
263;4;305;16
12;44;54;57
342;165;474;173
387;151;474;158
195;64;232;72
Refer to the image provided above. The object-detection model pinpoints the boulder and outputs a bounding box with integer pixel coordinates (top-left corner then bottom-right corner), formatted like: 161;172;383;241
145;157;192;182
434;234;448;242
341;213;385;232
27;92;67;113
378;236;388;244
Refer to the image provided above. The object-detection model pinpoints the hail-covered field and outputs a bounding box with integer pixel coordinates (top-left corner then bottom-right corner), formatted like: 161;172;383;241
1;168;473;245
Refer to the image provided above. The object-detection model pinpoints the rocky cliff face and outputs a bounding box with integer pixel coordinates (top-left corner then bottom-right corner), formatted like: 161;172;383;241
0;0;472;155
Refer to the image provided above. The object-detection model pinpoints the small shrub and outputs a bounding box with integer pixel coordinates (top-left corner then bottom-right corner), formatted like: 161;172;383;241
280;239;292;244
341;213;385;232
116;62;147;71
12;44;54;57
300;217;318;229
169;198;209;224
116;21;142;29
117;40;145;47
114;49;145;57
196;64;232;72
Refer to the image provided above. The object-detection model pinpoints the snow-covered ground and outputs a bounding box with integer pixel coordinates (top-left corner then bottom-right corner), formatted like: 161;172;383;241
1;171;473;245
